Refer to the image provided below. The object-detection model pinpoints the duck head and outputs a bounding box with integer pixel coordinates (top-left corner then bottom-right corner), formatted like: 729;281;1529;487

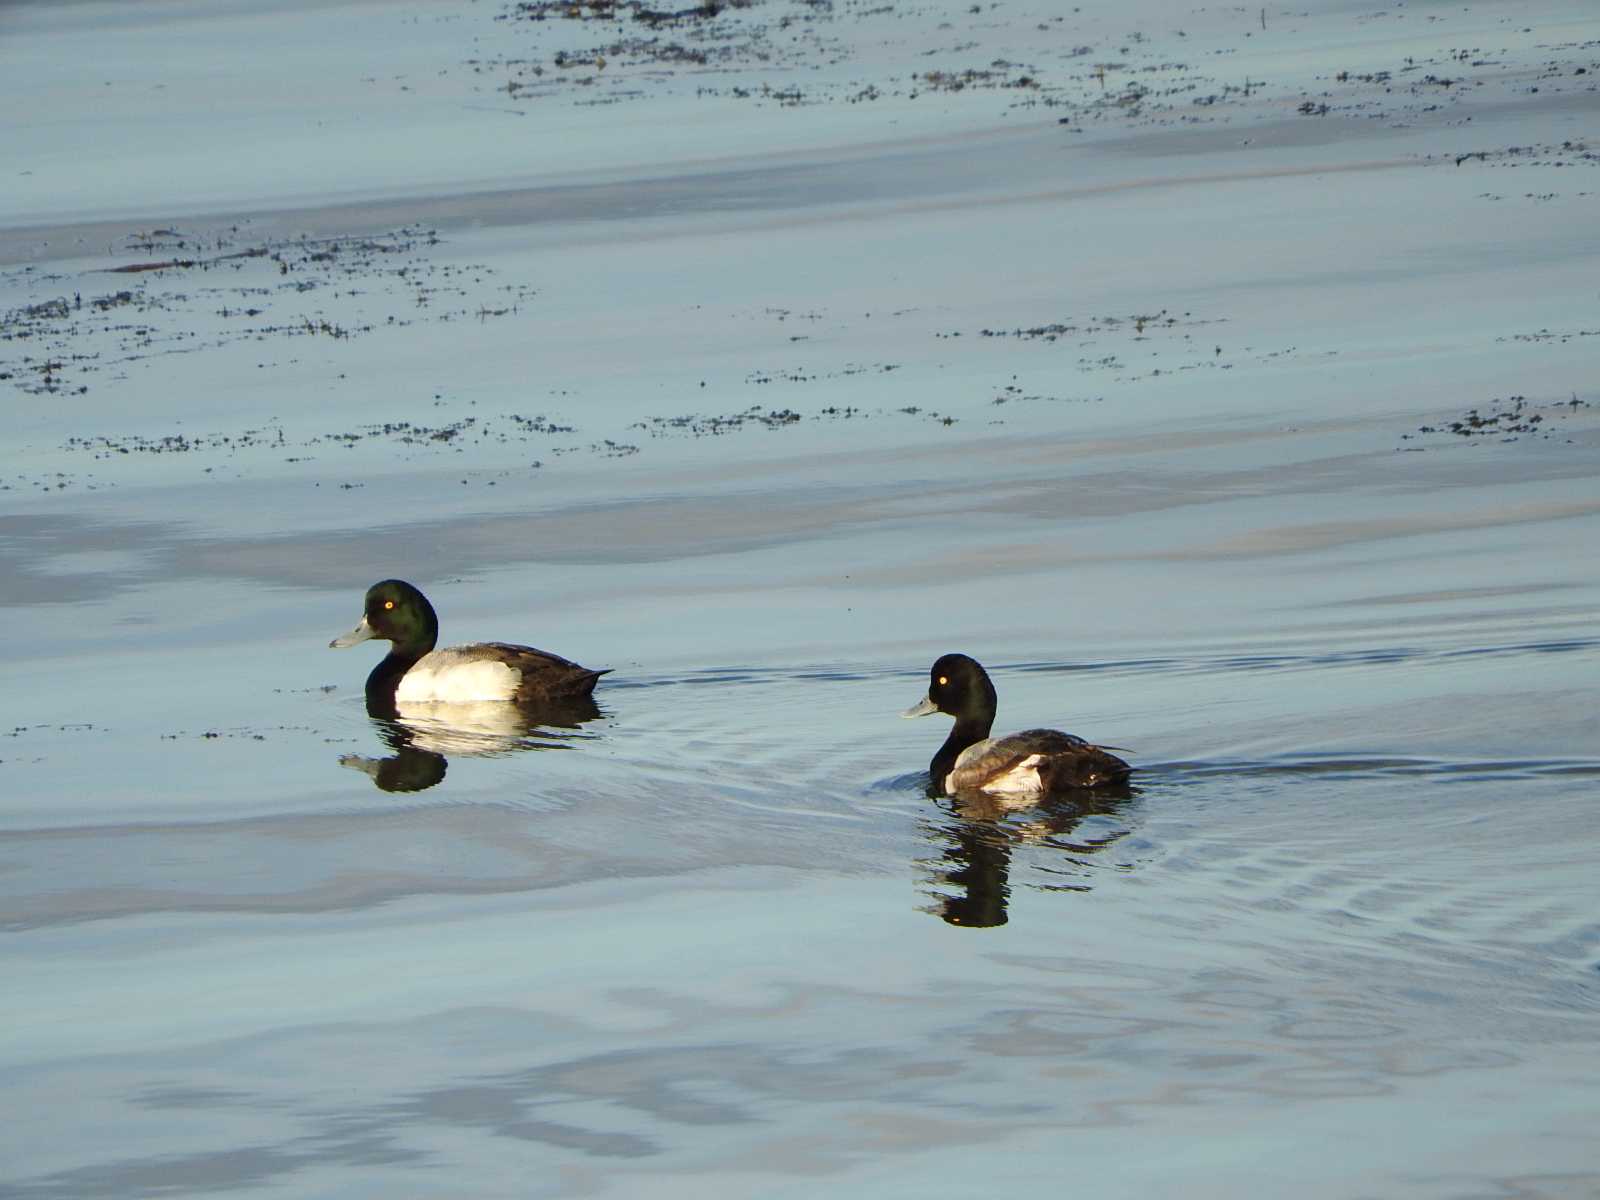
330;579;439;656
901;653;998;726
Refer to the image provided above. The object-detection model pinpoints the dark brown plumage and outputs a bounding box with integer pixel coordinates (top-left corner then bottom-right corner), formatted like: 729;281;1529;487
903;653;1130;797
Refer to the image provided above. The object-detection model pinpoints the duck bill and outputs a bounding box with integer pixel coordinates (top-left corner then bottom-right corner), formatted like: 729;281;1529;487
901;694;940;719
330;615;377;649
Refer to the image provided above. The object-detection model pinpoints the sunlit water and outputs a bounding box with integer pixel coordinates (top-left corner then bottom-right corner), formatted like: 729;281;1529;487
4;621;1598;1198
5;0;1600;1194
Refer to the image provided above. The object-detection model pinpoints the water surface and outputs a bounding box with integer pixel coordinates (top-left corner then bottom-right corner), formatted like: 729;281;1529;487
3;0;1599;1196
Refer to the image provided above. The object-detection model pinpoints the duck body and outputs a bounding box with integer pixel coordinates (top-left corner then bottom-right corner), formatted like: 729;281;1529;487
392;643;601;705
331;579;608;710
947;729;1129;796
903;653;1129;798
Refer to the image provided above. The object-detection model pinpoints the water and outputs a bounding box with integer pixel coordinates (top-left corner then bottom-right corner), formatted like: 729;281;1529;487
4;0;1600;1195
5;612;1597;1196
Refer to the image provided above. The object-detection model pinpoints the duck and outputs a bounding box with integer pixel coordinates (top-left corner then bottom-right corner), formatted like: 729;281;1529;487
330;579;609;709
902;653;1130;797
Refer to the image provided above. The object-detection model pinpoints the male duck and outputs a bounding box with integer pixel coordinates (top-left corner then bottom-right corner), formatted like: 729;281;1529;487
902;653;1130;796
330;579;609;708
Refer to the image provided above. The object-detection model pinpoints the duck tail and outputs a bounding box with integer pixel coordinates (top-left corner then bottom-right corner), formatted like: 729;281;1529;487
1041;746;1132;791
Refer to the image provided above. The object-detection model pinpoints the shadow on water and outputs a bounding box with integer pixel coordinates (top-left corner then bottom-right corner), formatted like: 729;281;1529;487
915;779;1138;929
340;694;606;793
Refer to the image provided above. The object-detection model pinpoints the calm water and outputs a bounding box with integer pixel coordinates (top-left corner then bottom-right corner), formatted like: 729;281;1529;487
5;0;1600;1194
4;548;1598;1197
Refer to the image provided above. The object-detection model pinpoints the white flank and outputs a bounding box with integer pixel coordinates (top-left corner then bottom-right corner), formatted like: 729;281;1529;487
948;753;1046;798
395;658;520;703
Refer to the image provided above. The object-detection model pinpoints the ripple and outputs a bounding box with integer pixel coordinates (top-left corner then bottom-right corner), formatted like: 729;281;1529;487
1006;635;1600;680
1142;754;1600;782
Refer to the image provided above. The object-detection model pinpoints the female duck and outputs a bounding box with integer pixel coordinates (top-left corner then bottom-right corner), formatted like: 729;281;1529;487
330;579;609;708
903;653;1129;796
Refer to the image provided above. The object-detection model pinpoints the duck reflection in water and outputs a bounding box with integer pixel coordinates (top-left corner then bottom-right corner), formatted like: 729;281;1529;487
341;690;605;794
920;779;1135;927
900;654;1136;927
329;579;609;792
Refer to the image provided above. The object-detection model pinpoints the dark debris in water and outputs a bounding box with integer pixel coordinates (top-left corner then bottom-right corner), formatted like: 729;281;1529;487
18;380;981;493
0;225;534;398
916;67;1044;94
470;0;1600;136
57;410;583;463
745;362;900;385
479;0;1220;115
502;0;740;25
633;405;802;436
160;726;317;741
938;309;1260;386
2;722;100;767
67;426;290;457
1445;139;1599;169
1401;393;1592;449
972;311;1210;341
629;399;964;437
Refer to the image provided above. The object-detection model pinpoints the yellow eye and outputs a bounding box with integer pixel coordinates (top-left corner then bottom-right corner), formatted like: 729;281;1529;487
937;675;948;685
383;600;395;610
